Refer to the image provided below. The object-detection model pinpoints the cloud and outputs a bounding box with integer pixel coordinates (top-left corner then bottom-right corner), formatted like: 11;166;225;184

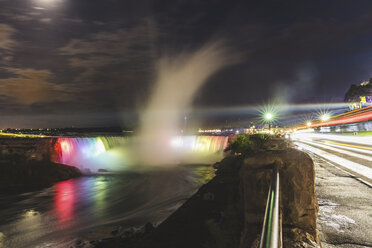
59;20;157;71
0;68;70;105
0;24;17;60
39;18;52;23
271;65;318;104
68;55;121;68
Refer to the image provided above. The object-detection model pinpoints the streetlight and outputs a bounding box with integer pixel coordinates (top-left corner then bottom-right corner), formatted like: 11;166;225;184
320;114;330;122
265;113;273;121
264;112;274;130
306;121;312;127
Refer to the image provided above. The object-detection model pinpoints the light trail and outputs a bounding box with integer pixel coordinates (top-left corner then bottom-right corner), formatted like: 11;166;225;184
294;142;372;180
188;102;349;116
323;160;372;188
291;132;372;146
299;140;372;162
295;106;372;130
324;141;372;151
324;142;372;156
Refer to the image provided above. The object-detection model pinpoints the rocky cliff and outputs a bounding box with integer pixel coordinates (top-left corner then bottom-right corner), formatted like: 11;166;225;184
95;136;321;248
0;137;81;191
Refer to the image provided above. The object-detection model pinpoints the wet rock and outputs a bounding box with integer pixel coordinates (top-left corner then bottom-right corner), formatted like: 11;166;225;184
0;159;82;191
123;156;244;248
203;192;215;201
81;168;92;175
144;223;154;234
111;227;121;236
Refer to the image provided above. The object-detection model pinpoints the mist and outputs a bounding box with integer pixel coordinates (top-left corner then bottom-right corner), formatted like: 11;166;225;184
137;41;234;165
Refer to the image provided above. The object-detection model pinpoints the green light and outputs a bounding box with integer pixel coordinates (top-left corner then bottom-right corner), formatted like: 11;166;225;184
264;112;274;121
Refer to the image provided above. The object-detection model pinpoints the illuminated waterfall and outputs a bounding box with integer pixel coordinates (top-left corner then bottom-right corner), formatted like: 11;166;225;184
54;136;228;171
54;137;130;171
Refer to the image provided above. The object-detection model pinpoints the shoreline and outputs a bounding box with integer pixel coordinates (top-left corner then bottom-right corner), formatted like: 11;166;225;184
0;159;82;193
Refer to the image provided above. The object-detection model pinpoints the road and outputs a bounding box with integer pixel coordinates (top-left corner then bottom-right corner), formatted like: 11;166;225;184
292;132;372;247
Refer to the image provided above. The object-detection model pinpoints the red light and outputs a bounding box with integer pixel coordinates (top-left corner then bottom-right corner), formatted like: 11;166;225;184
57;139;73;154
55;180;75;225
295;107;372;130
61;141;71;153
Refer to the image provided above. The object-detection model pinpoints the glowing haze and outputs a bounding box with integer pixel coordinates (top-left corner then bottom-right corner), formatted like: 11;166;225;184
138;41;234;165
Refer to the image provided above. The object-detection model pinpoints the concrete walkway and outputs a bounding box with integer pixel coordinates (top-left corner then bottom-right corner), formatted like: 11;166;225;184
311;155;372;248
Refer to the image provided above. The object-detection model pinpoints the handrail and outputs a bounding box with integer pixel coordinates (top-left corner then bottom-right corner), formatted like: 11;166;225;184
259;164;282;248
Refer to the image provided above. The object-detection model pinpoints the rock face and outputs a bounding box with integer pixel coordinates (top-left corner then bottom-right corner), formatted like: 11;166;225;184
95;144;320;248
242;149;320;247
0;137;55;161
0;138;81;191
0;159;82;191
95;156;244;248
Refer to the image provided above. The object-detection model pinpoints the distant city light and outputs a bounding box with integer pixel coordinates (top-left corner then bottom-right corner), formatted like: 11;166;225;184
306;121;312;127
198;128;221;133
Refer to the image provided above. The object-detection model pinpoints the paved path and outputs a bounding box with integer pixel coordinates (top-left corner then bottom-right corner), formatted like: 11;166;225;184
310;154;372;247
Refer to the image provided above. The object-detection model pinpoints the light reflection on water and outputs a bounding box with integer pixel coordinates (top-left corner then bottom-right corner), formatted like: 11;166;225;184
55;180;75;227
0;164;214;248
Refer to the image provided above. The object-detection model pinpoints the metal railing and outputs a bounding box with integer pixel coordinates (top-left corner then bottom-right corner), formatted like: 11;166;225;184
259;164;282;248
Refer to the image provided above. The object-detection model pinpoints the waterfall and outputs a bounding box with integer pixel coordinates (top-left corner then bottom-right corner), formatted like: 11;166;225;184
53;137;130;171
53;136;228;171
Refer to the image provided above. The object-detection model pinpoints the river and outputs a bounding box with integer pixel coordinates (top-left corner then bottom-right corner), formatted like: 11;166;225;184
0;164;215;248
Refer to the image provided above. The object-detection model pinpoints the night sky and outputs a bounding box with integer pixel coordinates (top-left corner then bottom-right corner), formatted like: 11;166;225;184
0;0;372;128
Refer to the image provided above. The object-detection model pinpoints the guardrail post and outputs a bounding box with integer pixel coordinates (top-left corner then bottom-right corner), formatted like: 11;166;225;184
259;163;282;248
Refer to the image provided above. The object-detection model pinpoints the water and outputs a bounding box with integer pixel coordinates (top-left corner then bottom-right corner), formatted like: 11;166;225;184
53;136;228;171
0;164;215;248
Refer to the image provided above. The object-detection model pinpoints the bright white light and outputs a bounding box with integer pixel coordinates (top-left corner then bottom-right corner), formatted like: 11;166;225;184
300;140;372;161
265;113;273;120
95;139;106;155
306;121;312;127
170;137;183;148
295;142;372;180
292;132;372;146
320;114;330;122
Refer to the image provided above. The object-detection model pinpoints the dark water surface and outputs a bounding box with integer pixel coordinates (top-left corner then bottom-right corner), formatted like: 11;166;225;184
0;164;215;248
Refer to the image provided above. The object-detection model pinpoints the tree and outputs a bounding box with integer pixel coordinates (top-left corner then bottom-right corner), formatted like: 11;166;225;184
224;135;254;156
344;79;372;102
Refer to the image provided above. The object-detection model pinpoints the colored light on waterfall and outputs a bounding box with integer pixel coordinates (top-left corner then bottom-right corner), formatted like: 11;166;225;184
95;139;106;155
170;137;183;148
198;143;206;149
60;140;72;153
